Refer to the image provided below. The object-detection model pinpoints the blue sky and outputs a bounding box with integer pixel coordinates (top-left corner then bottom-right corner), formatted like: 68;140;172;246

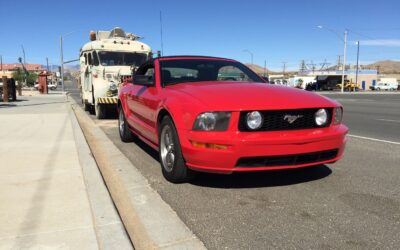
1;0;399;71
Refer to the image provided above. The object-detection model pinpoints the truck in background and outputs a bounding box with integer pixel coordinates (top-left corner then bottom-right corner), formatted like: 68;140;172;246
80;27;152;119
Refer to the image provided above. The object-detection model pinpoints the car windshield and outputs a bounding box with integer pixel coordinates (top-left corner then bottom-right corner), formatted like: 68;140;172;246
98;52;147;66
159;59;264;86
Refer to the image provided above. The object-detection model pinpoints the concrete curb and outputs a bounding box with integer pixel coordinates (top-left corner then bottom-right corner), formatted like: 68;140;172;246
70;103;206;250
68;104;133;249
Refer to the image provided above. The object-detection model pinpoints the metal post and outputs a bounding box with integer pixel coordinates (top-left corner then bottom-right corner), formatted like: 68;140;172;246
355;41;360;89
2;76;8;102
60;35;65;92
341;30;348;93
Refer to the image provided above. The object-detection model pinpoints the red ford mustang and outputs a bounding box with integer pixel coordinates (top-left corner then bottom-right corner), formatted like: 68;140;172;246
118;56;348;182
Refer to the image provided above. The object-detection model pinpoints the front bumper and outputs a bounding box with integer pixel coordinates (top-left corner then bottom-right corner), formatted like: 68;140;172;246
179;124;348;174
96;97;118;104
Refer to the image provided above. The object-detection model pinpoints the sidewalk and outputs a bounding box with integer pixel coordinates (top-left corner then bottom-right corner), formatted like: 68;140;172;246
0;94;131;249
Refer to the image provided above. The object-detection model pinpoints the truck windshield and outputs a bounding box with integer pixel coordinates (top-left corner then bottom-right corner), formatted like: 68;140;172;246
159;59;264;86
98;52;147;66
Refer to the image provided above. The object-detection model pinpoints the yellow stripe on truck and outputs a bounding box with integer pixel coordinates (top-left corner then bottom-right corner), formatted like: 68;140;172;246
97;97;118;104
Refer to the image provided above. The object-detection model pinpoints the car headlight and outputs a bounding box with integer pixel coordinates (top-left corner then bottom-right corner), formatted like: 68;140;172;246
109;82;117;91
334;107;343;125
246;111;263;130
315;108;328;126
193;112;231;131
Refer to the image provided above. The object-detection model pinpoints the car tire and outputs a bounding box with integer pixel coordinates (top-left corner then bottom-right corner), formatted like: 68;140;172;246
159;116;195;183
118;106;135;142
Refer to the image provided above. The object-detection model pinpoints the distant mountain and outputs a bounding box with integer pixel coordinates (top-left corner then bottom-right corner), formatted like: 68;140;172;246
245;64;276;75
247;60;400;75
363;60;400;74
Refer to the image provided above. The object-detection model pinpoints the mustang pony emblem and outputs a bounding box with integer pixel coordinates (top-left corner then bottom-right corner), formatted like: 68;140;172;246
283;114;303;124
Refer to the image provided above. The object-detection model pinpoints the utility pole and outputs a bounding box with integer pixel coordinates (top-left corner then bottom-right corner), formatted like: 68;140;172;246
21;45;27;86
307;60;316;75
337;55;341;70
159;11;164;56
341;30;348;93
21;45;26;64
46;57;49;71
263;60;267;77
0;55;2;72
299;60;307;74
319;59;330;71
60;35;65;92
355;41;360;88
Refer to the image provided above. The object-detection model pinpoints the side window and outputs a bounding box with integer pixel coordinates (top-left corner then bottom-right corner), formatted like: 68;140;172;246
88;53;92;65
217;66;249;81
92;52;99;66
84;53;87;65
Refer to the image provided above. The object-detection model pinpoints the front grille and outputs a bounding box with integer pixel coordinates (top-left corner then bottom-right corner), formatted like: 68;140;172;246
236;149;339;167
238;108;333;132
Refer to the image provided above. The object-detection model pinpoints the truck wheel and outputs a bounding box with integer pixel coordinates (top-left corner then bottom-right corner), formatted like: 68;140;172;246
84;101;91;112
95;103;106;119
118;106;135;142
159;116;195;183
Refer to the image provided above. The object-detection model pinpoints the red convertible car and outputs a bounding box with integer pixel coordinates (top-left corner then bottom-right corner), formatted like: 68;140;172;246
118;56;348;182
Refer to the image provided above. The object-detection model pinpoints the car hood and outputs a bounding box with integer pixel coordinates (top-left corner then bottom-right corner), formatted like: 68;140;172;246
167;81;338;111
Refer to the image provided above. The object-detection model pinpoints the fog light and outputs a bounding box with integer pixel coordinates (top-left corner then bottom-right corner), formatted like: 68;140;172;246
191;141;228;150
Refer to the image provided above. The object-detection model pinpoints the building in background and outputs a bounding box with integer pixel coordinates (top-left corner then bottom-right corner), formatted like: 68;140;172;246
304;70;378;90
1;64;45;78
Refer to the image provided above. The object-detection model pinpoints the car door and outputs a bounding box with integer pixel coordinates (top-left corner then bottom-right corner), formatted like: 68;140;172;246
127;63;160;144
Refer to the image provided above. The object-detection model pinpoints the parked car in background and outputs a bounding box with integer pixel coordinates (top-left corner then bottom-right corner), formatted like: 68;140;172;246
48;82;57;90
370;82;397;91
118;56;348;183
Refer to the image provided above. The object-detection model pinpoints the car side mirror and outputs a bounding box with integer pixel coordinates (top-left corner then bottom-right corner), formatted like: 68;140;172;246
134;75;154;86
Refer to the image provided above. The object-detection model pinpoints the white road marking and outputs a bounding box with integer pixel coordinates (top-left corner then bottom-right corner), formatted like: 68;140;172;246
348;134;400;145
376;118;400;123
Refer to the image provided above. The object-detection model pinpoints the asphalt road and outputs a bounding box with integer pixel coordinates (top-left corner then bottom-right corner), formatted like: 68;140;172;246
67;81;400;249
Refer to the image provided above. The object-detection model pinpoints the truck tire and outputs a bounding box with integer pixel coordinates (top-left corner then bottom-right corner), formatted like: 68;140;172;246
95;103;106;119
84;101;91;112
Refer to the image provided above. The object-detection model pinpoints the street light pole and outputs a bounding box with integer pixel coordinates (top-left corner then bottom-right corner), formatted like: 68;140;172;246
341;30;348;93
317;26;348;93
243;50;254;65
60;35;65;92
